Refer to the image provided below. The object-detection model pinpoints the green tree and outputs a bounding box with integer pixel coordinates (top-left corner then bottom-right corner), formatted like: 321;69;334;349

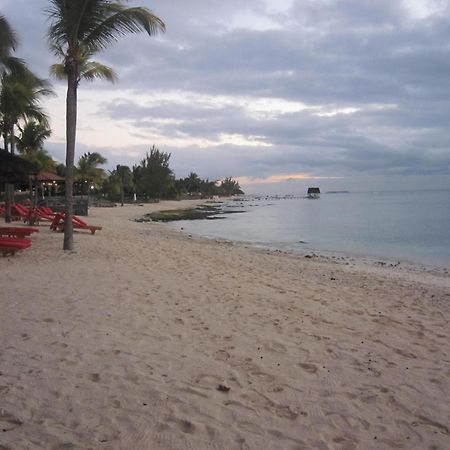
47;0;165;250
17;119;51;154
76;151;107;191
17;120;55;172
0;69;53;222
0;71;52;154
55;162;66;177
108;164;133;206
218;177;244;196
133;145;175;199
184;172;202;194
200;179;220;197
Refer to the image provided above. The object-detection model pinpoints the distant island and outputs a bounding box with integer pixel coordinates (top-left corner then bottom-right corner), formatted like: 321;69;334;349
325;190;349;194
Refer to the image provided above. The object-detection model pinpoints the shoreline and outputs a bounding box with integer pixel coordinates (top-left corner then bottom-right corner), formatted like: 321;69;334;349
165;195;450;274
155;202;450;288
1;201;449;449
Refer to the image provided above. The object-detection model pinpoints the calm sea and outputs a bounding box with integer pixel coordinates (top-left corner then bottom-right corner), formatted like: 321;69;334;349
172;190;450;269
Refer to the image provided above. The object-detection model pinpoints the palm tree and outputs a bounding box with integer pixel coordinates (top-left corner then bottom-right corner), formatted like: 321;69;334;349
17;120;52;154
110;164;132;206
0;70;53;154
46;0;165;251
0;70;53;222
76;151;107;189
17;120;55;172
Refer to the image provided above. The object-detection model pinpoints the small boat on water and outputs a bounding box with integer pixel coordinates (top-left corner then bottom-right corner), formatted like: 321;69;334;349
307;187;320;199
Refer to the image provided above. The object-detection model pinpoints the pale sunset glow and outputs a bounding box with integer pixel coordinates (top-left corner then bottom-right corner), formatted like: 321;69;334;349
237;173;343;186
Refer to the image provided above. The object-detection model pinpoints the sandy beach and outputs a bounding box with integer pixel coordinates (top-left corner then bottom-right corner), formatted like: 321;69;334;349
1;201;449;450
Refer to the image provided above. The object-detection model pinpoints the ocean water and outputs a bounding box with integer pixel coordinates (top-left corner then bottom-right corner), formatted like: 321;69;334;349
172;190;450;269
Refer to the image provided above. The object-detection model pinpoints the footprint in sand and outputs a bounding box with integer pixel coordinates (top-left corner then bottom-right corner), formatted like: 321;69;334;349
0;410;23;432
263;341;287;353
167;417;196;434
90;373;101;382
298;363;318;374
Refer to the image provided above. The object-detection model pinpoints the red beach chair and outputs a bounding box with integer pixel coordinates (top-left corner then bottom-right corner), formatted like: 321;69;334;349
28;206;54;223
0;226;39;239
11;203;31;221
0;237;32;256
50;212;102;235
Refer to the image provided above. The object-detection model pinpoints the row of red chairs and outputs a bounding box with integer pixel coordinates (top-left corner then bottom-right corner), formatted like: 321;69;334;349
0;203;102;255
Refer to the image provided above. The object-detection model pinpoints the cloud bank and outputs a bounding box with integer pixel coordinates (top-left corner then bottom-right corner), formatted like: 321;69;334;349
2;0;450;190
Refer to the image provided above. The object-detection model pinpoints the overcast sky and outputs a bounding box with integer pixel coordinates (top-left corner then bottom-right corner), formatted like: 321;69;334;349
2;0;450;193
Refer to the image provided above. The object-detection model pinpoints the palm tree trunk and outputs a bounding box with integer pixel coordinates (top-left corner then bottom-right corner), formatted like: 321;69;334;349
4;126;15;223
63;72;77;250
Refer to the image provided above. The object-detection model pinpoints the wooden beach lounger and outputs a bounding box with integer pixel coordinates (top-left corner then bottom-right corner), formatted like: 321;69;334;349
0;237;32;256
0;226;39;239
50;213;102;235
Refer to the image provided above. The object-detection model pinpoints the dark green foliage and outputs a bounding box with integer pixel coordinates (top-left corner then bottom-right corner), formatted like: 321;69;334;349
218;177;244;196
175;173;243;198
99;145;245;202
133;145;175;199
102;164;133;205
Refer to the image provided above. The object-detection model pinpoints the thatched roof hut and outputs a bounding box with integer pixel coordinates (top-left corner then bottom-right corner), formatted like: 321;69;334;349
0;150;38;183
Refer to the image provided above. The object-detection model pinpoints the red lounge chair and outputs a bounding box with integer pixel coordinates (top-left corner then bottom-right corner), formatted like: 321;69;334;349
38;206;56;216
0;237;32;256
0;226;39;239
50;212;102;235
11;204;30;221
28;206;54;223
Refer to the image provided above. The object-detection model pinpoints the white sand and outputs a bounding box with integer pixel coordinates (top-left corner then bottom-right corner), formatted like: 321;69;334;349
0;201;449;450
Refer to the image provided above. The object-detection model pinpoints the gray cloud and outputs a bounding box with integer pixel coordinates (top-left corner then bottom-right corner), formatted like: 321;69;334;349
1;0;450;188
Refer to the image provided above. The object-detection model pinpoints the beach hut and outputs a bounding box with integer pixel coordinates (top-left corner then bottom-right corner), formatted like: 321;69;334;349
307;187;320;199
35;171;65;200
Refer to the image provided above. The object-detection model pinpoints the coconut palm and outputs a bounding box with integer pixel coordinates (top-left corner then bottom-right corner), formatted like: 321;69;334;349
17;120;52;155
76;151;107;188
0;70;53;222
0;70;52;153
46;0;165;250
109;164;133;206
17;120;55;172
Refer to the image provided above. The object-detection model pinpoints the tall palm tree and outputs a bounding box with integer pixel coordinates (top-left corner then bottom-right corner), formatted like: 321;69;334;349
0;70;53;222
46;0;165;251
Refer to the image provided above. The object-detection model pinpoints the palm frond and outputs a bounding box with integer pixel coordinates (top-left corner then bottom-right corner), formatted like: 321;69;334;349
85;6;165;51
50;63;67;80
81;61;117;82
0;14;19;54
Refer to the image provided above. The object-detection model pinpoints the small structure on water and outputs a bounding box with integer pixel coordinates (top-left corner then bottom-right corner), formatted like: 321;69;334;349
307;187;320;199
